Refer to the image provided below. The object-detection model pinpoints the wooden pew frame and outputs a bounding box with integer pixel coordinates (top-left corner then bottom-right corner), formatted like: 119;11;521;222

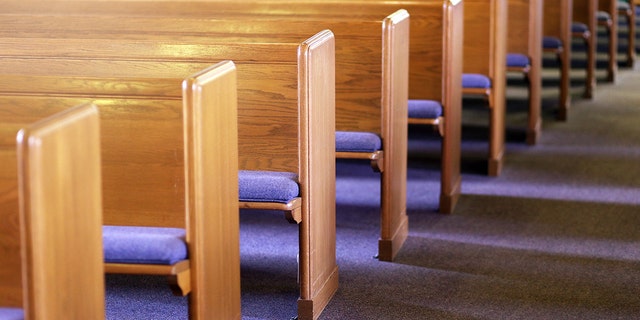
0;28;338;317
507;0;544;145
573;0;598;98
462;0;508;176
0;103;105;319
543;0;574;120
0;0;463;214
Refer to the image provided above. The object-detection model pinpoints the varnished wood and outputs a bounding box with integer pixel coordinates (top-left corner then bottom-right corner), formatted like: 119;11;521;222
508;0;544;145
0;2;410;264
544;0;573;120
13;103;104;319
598;0;620;81
0;0;461;215
618;0;636;67
463;0;508;176
0;24;338;318
573;0;598;98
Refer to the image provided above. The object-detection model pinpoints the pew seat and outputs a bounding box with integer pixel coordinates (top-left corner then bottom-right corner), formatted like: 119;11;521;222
239;170;301;223
407;100;444;135
0;308;23;319
507;53;532;71
462;74;493;96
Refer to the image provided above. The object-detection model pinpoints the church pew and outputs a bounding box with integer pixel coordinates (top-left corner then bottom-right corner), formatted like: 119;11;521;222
0;6;413;260
596;0;620;82
0;61;242;319
462;0;508;176
572;0;598;97
0;103;104;320
507;0;544;145
0;31;337;319
616;0;636;67
0;0;463;214
543;0;574;120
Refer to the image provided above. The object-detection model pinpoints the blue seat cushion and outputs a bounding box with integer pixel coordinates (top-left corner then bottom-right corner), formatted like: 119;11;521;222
543;36;563;49
408;99;443;119
462;73;491;89
571;22;589;33
335;131;382;153
103;226;187;265
618;2;630;10
239;170;299;203
597;11;611;21
506;53;530;68
0;308;23;320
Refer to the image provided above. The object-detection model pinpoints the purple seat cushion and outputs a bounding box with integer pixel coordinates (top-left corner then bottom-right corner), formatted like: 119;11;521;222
408;99;443;119
335;131;382;153
506;53;530;68
0;308;24;320
103;226;187;265
597;11;611;21
543;36;563;49
462;73;491;89
239;170;299;203
571;22;589;33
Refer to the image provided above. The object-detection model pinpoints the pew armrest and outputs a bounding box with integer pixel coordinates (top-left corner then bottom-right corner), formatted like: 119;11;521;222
105;260;191;296
336;150;384;172
240;197;303;224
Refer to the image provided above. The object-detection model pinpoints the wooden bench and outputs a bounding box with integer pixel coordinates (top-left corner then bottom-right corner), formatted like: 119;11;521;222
617;0;636;67
0;4;413;261
462;0;508;176
597;0;620;82
0;103;105;319
0;28;337;318
572;0;598;97
0;0;463;214
543;0;574;120
507;0;543;145
0;61;243;319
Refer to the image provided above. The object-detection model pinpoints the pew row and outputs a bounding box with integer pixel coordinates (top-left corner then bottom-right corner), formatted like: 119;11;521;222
0;0;463;214
0;45;337;319
0;61;242;319
543;0;574;120
0;32;339;318
0;7;412;260
0;103;104;320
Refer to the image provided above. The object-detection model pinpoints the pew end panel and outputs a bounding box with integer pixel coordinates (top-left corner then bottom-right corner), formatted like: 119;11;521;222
543;0;573;120
507;0;543;145
463;0;508;176
182;60;241;319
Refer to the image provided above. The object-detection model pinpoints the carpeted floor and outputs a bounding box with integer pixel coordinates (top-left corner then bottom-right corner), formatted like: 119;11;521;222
105;47;640;320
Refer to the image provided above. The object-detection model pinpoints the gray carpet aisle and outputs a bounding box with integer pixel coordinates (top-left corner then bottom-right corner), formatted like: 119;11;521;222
105;62;640;320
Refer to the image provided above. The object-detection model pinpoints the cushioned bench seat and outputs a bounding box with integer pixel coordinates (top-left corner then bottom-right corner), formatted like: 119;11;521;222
572;22;590;34
103;226;187;265
238;170;299;203
543;36;563;50
335;131;382;153
0;308;23;320
506;53;531;68
462;73;492;89
408;99;443;120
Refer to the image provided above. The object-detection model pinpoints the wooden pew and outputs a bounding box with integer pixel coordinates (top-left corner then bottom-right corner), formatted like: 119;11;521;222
0;31;336;319
617;0;636;67
573;0;598;97
507;0;544;145
543;0;574;120
0;5;412;260
0;0;463;214
0;103;104;319
462;0;508;176
0;62;242;319
597;0;620;82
